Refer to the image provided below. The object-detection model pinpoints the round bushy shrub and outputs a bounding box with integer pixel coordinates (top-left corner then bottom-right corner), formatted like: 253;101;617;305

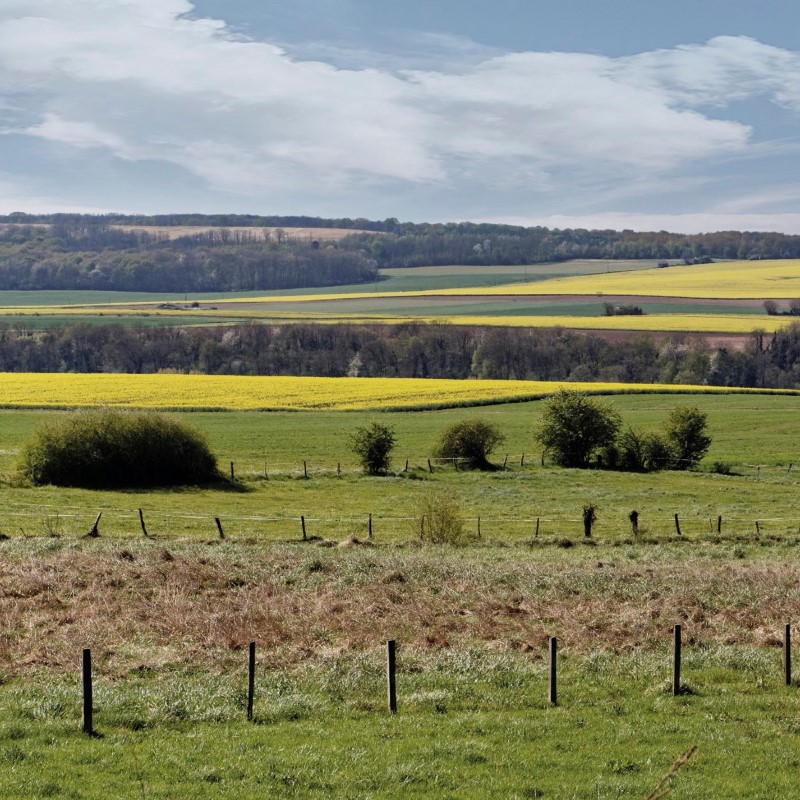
17;409;220;488
433;418;504;470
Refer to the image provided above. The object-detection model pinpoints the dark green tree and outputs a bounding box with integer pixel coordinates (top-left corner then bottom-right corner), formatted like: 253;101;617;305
433;418;504;470
348;421;396;475
663;405;711;469
535;389;621;468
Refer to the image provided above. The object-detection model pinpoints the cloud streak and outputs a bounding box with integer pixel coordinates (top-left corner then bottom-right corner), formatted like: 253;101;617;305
0;2;799;223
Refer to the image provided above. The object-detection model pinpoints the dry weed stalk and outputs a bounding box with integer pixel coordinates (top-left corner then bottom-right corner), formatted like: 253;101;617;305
643;745;698;800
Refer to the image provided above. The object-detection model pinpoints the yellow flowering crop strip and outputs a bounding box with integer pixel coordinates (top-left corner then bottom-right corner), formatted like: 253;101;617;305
192;259;800;301
0;304;787;334
0;373;796;412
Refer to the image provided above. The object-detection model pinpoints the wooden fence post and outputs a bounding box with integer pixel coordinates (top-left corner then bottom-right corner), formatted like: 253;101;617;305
717;515;722;534
520;453;525;467
502;454;508;470
674;514;682;537
247;641;256;721
673;624;682;696
85;513;101;538
337;463;341;478
535;517;540;537
138;508;150;538
82;648;93;735
301;515;307;541
427;459;433;474
303;461;308;479
214;517;225;540
368;513;373;540
230;461;235;481
785;624;792;687
477;516;481;538
386;640;397;713
404;459;409;473
549;637;557;705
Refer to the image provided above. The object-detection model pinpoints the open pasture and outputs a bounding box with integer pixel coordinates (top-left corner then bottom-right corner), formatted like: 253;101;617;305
2;391;800;797
1;391;799;541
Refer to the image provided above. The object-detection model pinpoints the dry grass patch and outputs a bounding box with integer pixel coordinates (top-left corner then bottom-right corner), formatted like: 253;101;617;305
1;541;799;677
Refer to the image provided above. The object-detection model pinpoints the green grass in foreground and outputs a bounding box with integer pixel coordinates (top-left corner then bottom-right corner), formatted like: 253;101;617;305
1;647;798;799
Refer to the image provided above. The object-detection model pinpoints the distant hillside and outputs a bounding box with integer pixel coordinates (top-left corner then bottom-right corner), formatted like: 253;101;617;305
1;213;799;292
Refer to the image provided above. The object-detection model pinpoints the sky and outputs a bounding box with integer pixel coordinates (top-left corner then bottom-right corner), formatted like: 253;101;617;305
1;0;800;233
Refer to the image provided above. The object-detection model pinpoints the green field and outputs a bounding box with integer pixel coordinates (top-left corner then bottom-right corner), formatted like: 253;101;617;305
2;392;800;798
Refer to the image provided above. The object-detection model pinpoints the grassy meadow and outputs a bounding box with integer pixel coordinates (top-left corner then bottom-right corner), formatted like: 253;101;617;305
2;390;800;797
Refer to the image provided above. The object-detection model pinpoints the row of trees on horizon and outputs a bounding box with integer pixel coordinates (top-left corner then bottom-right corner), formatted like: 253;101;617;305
3;321;800;389
0;215;798;292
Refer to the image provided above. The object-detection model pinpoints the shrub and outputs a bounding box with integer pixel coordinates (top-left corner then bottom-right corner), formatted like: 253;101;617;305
663;405;711;470
348;421;396;475
433;418;504;470
17;409;220;488
535;390;621;468
417;490;465;545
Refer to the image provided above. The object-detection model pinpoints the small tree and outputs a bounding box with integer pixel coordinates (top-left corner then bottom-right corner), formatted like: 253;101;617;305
433;418;504;470
535;390;621;468
348;421;396;476
663;405;711;470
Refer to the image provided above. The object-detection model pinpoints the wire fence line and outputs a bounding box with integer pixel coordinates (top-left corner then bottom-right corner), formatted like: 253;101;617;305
6;505;800;540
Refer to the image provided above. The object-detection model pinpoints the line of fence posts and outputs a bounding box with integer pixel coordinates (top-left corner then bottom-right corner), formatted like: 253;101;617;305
219;455;800;483
26;506;800;543
77;623;795;735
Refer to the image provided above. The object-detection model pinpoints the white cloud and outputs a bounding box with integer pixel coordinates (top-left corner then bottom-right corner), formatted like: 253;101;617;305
0;2;799;216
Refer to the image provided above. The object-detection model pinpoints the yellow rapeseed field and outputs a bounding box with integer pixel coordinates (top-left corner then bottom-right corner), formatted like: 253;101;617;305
201;259;800;301
462;259;800;299
0;373;795;411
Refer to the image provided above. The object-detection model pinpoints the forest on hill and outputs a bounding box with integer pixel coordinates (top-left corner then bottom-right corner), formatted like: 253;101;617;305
0;214;799;292
3;321;800;389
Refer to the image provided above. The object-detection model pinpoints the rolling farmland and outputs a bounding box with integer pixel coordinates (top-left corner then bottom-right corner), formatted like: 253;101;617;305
0;258;795;335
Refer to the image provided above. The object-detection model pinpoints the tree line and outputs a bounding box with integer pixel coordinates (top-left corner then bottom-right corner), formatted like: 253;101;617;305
0;224;376;292
3;321;800;389
1;216;799;294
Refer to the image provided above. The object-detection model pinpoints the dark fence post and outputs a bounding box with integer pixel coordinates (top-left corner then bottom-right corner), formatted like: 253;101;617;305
673;624;682;696
303;461;308;479
386;640;397;713
138;508;150;538
674;514;682;537
214;517;225;540
477;516;481;538
717;515;722;534
549;637;557;705
301;515;307;541
785;624;792;687
82;648;93;735
535;517;540;537
368;513;373;540
247;641;256;721
230;461;235;481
